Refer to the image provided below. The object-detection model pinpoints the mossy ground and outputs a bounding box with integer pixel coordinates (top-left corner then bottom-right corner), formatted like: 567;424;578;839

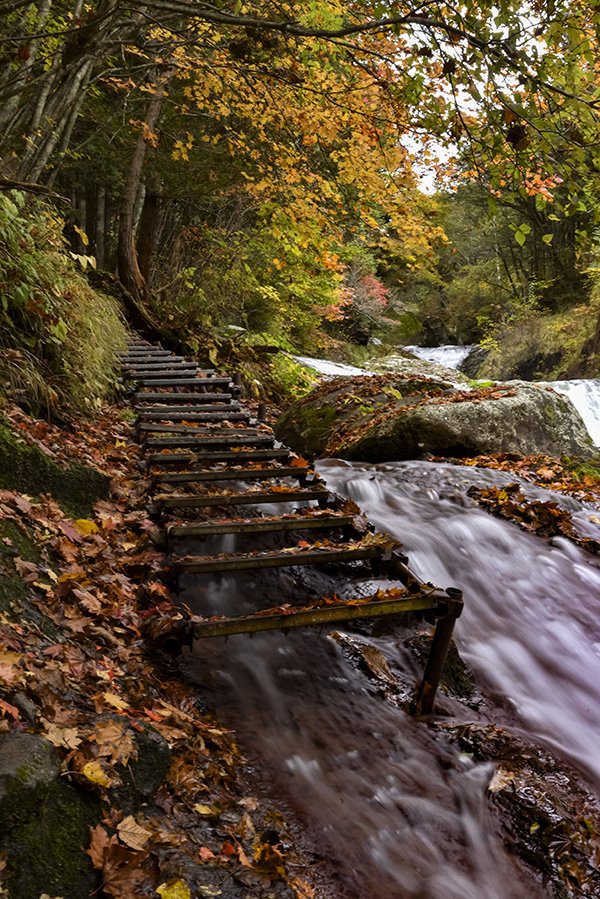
0;417;109;517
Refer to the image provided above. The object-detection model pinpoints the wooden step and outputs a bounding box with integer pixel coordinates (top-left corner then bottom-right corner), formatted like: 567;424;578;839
190;590;448;638
146;448;292;466
123;363;199;374
120;353;176;361
135;404;240;415
156;488;330;509
121;354;186;362
173;543;386;573
124;368;201;380
135;377;231;388
166;512;353;538
156;465;311;485
136;392;234;404
137;411;248;423
139;423;262;436
144;434;275;449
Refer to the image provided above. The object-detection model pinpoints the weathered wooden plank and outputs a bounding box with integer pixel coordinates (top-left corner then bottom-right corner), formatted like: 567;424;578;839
135;404;240;415
157;487;329;509
190;592;447;637
138;411;249;423
135;392;234;404
124;368;200;380
135;377;231;388
167;513;353;537
156;465;311;484
174;544;384;573
144;434;275;448
146;448;291;465
139;423;262;435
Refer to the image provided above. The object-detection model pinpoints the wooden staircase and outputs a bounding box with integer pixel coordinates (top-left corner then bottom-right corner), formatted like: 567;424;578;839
121;335;464;714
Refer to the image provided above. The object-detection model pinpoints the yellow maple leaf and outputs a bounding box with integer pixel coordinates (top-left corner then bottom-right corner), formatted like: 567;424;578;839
82;760;113;788
74;519;99;536
102;691;130;711
156;881;191;899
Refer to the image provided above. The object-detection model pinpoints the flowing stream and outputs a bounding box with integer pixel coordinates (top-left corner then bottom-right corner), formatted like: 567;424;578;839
186;347;600;898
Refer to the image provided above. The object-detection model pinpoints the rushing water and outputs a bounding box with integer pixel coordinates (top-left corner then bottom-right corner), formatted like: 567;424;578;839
185;349;600;897
294;355;372;377
405;345;475;369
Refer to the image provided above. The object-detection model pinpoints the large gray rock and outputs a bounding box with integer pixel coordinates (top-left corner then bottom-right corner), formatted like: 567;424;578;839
276;377;596;461
0;732;100;899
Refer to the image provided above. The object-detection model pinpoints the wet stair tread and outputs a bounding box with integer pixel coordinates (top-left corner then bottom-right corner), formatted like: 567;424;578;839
166;513;354;537
138;411;249;423
172;542;388;573
123;365;200;376
139;423;263;435
155;465;312;484
136;392;234;403
134;376;231;387
156;487;330;508
146;448;292;465
144;434;275;448
189;589;447;637
135;403;241;414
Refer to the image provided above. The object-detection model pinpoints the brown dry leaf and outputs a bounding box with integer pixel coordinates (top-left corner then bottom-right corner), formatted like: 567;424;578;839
116;815;153;851
87;822;151;897
198;846;216;862
291;877;316;899
43;722;82;750
94;719;137;765
87;823;113;869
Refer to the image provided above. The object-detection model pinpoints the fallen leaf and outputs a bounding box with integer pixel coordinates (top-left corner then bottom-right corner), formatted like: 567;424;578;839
82;759;114;788
198;846;215;861
488;766;515;793
156;880;192;899
43;723;82;750
74;519;100;536
117;815;153;851
194;803;218;816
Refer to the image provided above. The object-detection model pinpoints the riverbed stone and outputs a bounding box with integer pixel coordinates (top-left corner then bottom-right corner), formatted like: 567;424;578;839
276;377;596;461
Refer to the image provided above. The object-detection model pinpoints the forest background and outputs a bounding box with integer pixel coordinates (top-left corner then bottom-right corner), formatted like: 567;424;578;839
2;0;600;413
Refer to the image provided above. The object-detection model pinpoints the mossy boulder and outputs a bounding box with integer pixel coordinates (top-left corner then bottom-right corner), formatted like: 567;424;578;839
275;374;452;456
276;377;596;461
0;417;109;516
0;733;100;898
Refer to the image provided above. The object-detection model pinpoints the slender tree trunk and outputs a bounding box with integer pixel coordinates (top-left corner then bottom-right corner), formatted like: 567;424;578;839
117;68;172;300
137;170;161;282
96;183;106;269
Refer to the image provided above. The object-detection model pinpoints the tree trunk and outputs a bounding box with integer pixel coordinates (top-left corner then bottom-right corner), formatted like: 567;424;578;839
117;69;172;301
137;169;161;282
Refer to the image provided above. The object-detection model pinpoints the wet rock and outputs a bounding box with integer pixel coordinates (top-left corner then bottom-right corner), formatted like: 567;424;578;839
276;377;595;461
458;345;489;377
0;732;100;898
441;723;600;897
110;724;172;808
275;373;452;457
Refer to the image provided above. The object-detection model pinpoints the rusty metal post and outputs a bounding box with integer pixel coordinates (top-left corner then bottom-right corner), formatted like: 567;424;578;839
411;588;464;716
232;372;242;400
257;402;267;422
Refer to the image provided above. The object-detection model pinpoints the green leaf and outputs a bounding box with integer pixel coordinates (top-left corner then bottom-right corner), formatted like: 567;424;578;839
542;233;554;245
514;230;526;247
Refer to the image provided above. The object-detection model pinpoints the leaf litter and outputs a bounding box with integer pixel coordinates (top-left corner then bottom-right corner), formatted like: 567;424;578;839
0;399;316;898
